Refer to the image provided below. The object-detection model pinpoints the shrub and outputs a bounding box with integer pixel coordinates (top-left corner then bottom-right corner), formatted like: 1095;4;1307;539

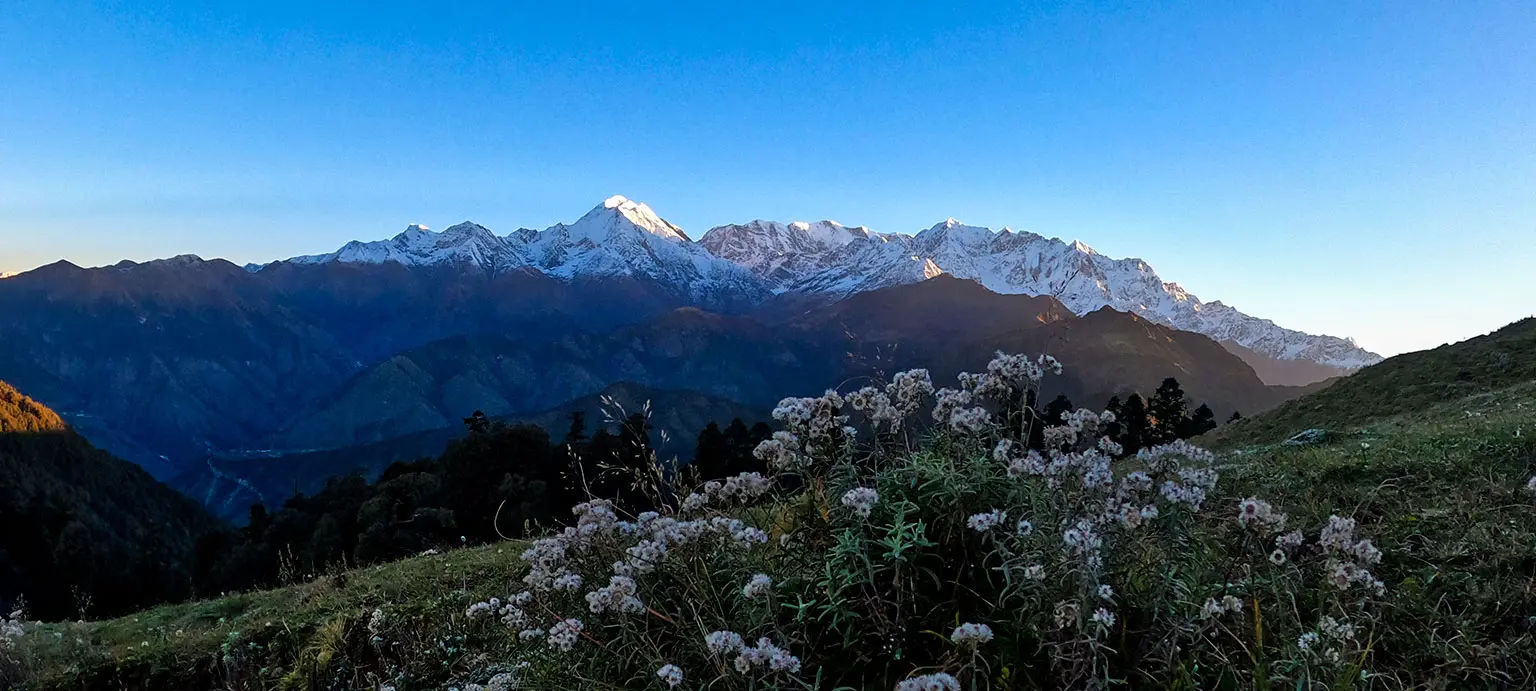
451;353;1389;689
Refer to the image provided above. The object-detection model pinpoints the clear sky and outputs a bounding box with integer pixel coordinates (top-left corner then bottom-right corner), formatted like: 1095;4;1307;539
1;1;1532;356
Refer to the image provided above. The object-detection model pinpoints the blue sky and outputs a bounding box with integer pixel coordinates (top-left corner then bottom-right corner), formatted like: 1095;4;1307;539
1;1;1532;356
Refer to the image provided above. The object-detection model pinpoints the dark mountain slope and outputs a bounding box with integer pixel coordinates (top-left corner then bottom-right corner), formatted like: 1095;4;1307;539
1206;317;1536;447
0;380;218;621
271;309;827;451
0;260;359;476
280;277;1292;454
0;258;753;475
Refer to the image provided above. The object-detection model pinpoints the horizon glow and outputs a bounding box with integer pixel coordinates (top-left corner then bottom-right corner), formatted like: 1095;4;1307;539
1;1;1532;357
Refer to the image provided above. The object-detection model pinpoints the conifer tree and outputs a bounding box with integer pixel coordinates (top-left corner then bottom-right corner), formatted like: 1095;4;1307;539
1119;393;1150;455
692;421;730;481
1102;395;1124;445
1043;393;1075;426
1147;377;1190;445
1181;403;1218;438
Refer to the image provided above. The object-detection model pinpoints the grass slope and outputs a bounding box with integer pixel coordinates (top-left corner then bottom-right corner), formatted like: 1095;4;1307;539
23;545;526;690
18;378;1536;689
1205;317;1536;448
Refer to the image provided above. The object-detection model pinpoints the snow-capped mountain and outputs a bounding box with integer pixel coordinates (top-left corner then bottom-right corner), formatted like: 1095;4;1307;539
698;218;1383;370
274;196;767;304
526;196;764;301
271;197;1380;371
289;222;529;272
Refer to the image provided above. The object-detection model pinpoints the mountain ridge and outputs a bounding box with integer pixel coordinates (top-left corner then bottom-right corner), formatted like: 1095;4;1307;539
252;195;1380;373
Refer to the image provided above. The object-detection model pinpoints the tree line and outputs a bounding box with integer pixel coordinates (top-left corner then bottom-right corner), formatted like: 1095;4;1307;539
190;376;1225;598
191;413;773;596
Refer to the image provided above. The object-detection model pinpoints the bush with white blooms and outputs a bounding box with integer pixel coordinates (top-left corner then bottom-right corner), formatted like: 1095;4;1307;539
459;352;1387;690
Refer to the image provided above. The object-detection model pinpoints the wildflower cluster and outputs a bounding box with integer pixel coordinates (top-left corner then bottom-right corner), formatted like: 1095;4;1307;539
679;472;773;513
0;609;22;652
1318;515;1386;594
706;632;802;675
895;672;961;691
462;351;1394;691
951;622;994;648
1236;497;1288;533
840;487;880;518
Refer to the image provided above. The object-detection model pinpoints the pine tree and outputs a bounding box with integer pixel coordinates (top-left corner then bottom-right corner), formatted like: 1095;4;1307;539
692;422;730;481
1146;378;1190;445
463;410;492;435
1043;394;1075;427
1180;403;1218;438
1102;395;1124;443
563;411;588;449
1119;393;1150;455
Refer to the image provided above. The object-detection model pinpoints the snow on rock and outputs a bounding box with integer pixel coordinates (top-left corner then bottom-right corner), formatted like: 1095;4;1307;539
525;196;766;302
271;198;1381;370
280;195;767;305
699;218;1383;370
289;221;528;272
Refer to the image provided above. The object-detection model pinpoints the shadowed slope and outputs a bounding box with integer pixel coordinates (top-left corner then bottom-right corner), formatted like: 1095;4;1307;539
0;381;218;621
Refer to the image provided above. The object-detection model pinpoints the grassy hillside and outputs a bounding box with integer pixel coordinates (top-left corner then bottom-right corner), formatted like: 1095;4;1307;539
1205;317;1536;448
14;373;1536;689
18;544;525;690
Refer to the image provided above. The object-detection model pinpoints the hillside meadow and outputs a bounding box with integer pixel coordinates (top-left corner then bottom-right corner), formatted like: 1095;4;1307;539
3;352;1531;690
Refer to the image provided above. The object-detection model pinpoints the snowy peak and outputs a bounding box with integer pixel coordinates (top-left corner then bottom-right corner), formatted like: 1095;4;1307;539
264;198;1381;372
581;194;691;243
698;219;890;291
709;215;1384;371
289;222;528;271
528;197;765;303
275;196;767;306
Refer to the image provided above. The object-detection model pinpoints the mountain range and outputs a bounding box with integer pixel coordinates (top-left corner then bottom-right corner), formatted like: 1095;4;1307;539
267;195;1381;373
0;195;1378;509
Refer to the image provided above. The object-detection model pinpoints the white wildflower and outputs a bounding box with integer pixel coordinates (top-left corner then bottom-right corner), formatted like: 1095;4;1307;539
1090;607;1117;631
705;630;745;655
841;487;880;518
950;622;994;648
1319;515;1357;553
656;664;684;688
967;509;1004;532
895;672;961;691
546;618;584;652
742;573;773;599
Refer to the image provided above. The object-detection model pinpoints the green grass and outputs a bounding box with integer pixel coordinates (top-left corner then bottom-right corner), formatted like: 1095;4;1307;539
18;379;1536;689
20;544;527;690
1206;317;1536;448
1213;380;1536;688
